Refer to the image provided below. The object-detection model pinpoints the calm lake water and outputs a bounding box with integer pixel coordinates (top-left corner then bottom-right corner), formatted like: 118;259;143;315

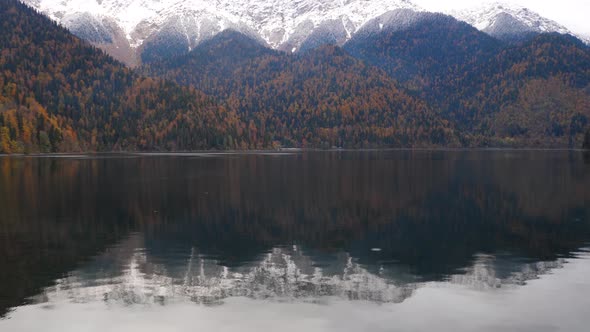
1;151;589;331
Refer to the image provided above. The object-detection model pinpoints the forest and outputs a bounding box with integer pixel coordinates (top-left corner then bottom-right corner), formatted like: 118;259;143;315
1;0;590;153
0;0;242;153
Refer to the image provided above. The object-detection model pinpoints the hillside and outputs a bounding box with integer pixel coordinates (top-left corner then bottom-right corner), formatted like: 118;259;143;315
0;0;242;153
143;31;458;148
344;13;590;147
2;1;590;151
22;1;589;67
145;23;590;148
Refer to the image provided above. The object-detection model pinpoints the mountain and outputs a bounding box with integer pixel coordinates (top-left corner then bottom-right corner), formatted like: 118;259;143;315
451;2;580;42
426;32;590;145
145;21;590;148
344;10;501;83
344;11;590;147
1;0;458;151
0;0;241;153
22;0;422;65
476;34;590;146
21;1;590;66
23;0;590;66
142;30;279;97
3;0;590;151
144;31;458;148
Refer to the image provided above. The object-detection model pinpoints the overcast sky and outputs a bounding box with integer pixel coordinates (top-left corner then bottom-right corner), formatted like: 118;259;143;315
413;0;590;36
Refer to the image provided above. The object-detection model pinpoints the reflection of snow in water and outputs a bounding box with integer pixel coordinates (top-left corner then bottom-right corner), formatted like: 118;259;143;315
8;250;590;332
39;247;415;306
30;235;588;307
450;254;567;290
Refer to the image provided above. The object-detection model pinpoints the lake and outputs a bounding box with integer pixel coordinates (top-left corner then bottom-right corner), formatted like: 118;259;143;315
0;151;589;331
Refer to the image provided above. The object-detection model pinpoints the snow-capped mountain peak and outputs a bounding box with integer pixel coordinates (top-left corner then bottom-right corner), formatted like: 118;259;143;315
21;0;588;65
22;0;422;63
451;2;572;41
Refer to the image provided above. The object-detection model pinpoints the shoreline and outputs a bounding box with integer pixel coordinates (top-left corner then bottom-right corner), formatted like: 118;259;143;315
1;148;590;158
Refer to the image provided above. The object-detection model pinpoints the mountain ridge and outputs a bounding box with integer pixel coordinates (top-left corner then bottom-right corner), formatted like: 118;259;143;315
23;0;421;64
22;0;589;65
0;0;244;153
451;2;578;42
3;0;590;151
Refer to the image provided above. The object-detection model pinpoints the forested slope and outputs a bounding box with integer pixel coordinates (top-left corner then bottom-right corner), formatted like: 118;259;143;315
0;0;242;153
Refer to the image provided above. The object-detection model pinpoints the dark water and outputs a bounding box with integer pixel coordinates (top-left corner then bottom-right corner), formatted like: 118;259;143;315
1;151;590;331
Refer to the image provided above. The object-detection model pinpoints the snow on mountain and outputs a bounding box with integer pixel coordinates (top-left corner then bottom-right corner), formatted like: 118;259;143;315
352;8;435;37
20;0;588;65
450;2;575;42
22;0;422;63
213;0;422;51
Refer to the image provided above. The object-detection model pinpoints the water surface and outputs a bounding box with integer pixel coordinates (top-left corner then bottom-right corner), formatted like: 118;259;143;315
0;151;589;331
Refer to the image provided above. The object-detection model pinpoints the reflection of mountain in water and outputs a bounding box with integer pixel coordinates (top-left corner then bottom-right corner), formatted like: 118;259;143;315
450;254;568;289
1;151;590;315
29;235;589;307
32;235;416;305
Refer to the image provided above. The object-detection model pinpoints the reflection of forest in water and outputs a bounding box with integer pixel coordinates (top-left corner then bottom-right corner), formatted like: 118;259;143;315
0;151;589;316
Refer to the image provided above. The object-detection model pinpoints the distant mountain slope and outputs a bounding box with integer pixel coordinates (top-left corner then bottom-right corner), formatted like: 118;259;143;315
0;0;241;153
22;0;422;64
1;1;457;151
344;10;501;83
77;17;590;149
3;1;590;151
468;34;590;146
143;31;458;148
22;1;589;65
344;13;590;147
144;30;278;96
451;2;574;42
